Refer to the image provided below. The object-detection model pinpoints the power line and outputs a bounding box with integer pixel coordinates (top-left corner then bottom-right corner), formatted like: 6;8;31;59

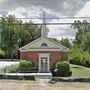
0;23;90;25
0;17;90;19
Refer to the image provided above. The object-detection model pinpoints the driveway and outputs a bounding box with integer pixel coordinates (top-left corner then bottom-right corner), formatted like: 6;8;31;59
0;61;19;68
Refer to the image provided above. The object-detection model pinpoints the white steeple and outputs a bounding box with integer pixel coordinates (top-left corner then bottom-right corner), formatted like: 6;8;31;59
41;12;49;37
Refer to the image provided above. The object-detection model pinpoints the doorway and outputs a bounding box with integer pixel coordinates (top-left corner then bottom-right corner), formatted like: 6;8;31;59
38;53;50;72
40;57;48;72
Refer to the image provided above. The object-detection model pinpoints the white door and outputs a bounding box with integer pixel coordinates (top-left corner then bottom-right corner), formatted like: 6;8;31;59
38;53;50;72
40;57;48;72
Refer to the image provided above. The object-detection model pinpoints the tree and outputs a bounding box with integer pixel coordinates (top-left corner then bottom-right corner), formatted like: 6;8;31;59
0;15;19;60
0;49;5;58
71;20;90;53
18;22;41;47
0;15;41;59
60;38;72;49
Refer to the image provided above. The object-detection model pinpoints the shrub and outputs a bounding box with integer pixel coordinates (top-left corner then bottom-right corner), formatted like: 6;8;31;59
70;57;90;68
69;47;90;68
5;60;34;73
18;60;33;72
84;58;90;67
7;64;19;73
52;61;72;77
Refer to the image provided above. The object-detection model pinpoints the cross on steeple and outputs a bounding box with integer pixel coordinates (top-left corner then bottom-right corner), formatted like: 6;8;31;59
41;12;49;37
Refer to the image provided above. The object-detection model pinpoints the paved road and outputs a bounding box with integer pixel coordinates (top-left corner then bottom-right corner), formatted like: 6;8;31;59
0;61;19;68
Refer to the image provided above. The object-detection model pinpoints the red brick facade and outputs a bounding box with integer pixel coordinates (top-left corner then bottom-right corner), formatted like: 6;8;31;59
50;52;68;67
20;51;68;69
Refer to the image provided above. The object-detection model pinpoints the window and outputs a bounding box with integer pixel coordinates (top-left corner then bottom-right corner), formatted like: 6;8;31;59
41;43;48;47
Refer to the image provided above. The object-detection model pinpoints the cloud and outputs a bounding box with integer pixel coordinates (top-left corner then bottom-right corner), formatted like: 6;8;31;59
0;0;89;40
0;0;87;16
0;10;8;16
76;1;90;20
48;24;77;40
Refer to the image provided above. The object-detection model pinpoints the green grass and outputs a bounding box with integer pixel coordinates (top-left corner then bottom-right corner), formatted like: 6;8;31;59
70;64;90;78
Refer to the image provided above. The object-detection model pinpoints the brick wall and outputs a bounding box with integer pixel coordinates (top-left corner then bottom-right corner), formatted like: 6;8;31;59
20;52;27;60
20;51;68;69
20;52;39;67
50;51;61;68
27;52;39;67
61;52;68;61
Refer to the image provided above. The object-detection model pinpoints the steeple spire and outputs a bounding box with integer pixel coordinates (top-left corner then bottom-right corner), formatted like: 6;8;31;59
41;12;49;37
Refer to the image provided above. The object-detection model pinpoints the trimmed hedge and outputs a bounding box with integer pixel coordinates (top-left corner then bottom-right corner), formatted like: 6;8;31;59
0;75;35;80
52;61;72;77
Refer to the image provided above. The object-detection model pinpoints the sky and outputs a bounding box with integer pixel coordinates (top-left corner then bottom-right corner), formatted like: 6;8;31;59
0;0;90;40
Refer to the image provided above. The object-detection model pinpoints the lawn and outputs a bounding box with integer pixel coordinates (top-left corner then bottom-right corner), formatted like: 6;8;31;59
70;64;90;78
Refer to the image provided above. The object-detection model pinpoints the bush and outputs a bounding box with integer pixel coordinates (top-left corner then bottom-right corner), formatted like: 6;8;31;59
83;58;90;67
69;48;90;68
70;57;90;68
7;64;19;73
5;60;34;73
52;61;72;77
18;60;33;72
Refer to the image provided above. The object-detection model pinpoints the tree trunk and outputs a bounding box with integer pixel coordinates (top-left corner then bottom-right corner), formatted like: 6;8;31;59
11;53;14;61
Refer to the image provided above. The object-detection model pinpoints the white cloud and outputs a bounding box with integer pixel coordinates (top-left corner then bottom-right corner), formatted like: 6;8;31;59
76;1;90;22
0;0;86;16
47;18;79;40
7;7;42;23
76;1;90;17
48;1;90;40
0;0;89;40
48;24;76;40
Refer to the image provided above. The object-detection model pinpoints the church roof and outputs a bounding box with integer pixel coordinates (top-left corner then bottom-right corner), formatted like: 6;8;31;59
19;37;70;52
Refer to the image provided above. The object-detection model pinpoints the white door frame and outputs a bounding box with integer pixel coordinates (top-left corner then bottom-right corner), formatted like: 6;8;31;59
38;53;50;72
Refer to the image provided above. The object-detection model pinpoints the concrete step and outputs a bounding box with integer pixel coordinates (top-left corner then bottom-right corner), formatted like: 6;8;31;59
37;75;51;79
35;73;52;79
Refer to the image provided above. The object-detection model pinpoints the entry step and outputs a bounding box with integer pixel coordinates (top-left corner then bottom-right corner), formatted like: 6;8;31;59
36;73;52;79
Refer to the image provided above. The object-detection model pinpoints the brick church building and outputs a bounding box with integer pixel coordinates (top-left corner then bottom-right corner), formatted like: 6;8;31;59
19;13;69;72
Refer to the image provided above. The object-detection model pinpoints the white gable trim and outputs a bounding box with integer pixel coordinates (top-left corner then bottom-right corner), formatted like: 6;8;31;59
19;37;43;50
47;38;69;50
19;37;69;51
20;48;68;52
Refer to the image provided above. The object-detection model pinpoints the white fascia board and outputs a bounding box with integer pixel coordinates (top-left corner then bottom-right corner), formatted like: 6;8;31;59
20;49;68;52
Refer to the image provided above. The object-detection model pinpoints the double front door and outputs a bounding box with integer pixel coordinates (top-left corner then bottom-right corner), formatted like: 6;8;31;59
39;53;50;72
40;57;48;72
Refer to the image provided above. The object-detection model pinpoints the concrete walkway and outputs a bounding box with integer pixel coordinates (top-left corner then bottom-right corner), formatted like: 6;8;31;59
37;79;49;86
38;79;45;86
